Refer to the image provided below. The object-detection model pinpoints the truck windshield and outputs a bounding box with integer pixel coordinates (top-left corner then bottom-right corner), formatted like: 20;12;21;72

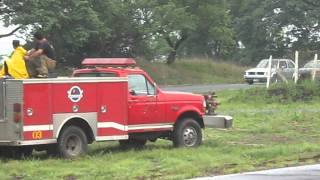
74;72;117;77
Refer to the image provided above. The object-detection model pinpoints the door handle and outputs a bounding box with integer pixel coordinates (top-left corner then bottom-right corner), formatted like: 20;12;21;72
129;100;140;103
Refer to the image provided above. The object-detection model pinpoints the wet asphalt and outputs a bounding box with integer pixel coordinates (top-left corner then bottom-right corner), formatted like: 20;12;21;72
193;164;320;180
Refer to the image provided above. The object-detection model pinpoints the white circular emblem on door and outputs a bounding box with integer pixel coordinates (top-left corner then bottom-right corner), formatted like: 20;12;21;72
67;86;84;103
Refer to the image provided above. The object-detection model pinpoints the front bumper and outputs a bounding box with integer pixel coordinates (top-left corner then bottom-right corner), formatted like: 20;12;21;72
244;75;268;82
203;115;233;128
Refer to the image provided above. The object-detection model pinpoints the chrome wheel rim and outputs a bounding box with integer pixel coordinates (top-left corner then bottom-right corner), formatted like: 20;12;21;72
65;135;81;156
183;126;198;147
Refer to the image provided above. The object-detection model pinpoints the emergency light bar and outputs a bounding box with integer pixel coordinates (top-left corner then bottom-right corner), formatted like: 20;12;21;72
82;58;136;67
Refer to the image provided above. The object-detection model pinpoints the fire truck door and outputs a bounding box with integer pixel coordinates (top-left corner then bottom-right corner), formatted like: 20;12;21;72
97;82;128;138
128;74;158;125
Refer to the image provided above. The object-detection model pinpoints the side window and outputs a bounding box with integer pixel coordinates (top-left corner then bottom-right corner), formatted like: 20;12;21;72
288;61;295;68
128;74;156;96
146;80;156;95
279;61;287;68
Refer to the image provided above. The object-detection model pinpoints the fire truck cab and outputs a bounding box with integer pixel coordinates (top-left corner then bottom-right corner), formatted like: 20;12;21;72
0;58;232;158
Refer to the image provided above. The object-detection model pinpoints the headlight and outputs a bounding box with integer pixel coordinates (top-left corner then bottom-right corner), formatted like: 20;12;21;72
203;100;207;108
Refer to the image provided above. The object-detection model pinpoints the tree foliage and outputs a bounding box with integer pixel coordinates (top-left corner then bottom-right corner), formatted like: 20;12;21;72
1;0;320;65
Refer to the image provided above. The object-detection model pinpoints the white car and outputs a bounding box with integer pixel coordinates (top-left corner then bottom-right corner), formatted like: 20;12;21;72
299;60;320;80
244;59;295;84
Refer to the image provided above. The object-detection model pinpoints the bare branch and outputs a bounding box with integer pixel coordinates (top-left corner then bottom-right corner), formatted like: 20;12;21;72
0;26;22;38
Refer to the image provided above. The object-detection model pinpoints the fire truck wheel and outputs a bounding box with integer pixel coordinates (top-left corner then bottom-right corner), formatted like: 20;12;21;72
58;126;88;158
173;118;202;147
119;139;147;149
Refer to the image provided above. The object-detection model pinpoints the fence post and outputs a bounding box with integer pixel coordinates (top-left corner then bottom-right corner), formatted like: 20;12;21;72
266;55;272;88
312;54;318;81
294;51;299;84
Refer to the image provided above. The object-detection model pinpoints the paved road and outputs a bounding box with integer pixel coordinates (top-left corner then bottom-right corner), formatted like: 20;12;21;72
193;164;320;180
161;83;260;93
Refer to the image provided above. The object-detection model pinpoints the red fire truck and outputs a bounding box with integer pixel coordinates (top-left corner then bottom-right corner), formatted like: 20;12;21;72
0;58;232;158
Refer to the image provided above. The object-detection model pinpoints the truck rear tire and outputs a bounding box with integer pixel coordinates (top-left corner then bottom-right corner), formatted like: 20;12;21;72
173;118;202;147
57;126;88;158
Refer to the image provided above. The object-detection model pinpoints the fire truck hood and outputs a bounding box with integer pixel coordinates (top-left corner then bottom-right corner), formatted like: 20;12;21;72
161;91;204;101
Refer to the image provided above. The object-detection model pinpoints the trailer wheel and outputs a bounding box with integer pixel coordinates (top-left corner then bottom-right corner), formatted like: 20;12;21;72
58;126;88;158
119;139;147;149
173;118;202;147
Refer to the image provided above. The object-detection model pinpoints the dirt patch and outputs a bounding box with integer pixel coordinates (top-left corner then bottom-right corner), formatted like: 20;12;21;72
228;135;291;146
270;136;290;143
203;163;239;176
63;175;78;180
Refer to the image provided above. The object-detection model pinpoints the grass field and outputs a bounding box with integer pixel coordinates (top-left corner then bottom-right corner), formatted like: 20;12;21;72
1;83;320;180
139;58;248;85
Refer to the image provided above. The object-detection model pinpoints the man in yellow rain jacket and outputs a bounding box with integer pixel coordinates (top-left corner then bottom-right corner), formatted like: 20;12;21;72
0;40;29;79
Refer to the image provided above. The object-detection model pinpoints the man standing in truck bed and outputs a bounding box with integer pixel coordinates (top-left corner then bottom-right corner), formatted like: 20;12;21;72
24;32;56;78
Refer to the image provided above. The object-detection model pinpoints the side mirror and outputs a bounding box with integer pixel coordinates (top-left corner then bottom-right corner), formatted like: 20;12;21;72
129;89;136;95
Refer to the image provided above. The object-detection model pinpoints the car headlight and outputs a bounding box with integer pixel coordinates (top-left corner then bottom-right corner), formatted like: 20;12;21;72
203;100;207;112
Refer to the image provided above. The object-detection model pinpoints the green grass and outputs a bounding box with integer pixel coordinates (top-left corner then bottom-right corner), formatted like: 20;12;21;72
2;84;320;180
138;58;248;85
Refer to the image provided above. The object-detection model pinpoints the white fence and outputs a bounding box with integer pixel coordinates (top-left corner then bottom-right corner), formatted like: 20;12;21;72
266;51;318;88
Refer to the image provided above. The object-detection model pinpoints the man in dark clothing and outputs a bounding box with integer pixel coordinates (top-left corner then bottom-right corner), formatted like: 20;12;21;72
25;32;56;78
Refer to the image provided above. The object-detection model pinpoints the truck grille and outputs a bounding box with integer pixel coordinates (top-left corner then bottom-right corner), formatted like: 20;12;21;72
257;72;265;75
248;72;255;75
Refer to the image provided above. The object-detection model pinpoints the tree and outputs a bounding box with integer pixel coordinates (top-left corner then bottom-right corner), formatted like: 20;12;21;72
148;0;235;63
1;0;103;64
183;0;235;59
229;0;320;64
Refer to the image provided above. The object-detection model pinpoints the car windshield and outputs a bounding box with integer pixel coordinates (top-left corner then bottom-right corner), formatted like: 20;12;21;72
304;61;320;68
256;60;278;68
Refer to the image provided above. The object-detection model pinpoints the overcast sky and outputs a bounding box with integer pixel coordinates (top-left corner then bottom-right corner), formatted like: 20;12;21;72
0;22;26;55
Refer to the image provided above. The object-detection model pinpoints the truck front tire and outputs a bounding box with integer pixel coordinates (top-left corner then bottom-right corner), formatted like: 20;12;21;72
57;126;88;158
173;118;202;147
